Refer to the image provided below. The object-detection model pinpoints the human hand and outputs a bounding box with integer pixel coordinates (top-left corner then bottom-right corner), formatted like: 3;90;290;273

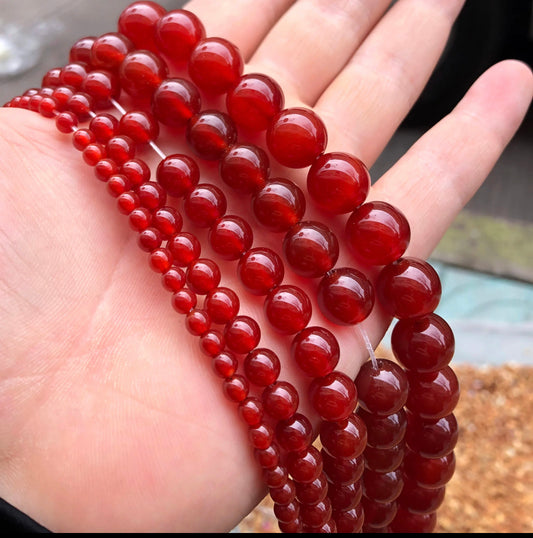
0;0;531;532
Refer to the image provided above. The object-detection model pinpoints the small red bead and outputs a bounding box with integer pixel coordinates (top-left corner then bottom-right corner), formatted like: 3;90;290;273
295;473;328;504
42;68;62;88
249;421;275;450
90;113;120;143
275;413;313;453
222;374;249;403
138;181;167;210
405;412;459;459
255;444;280;469
51;86;75;112
138;226;163;252
156;153;199;198
237;247;284;296
317;267;374;325
118;1;166;53
300;498;332;529
91;32;134;70
270;481;296;505
219;144;270;195
291;326;340;378
83;143;106;166
203;287;240;325
120;50;168;100
322;452;364;485
168;232;201;266
69;36;96;65
307;152;370;214
278;518;303;534
149;247;173;274
286;445;323;484
129;207;152;232
106;135;136;165
122;158;151;188
83;70;120;105
152;78;202;127
186;258;221;295
252;178;306;233
28;94;42;112
238;397;263;427
55;111;78;133
212;350;238;379
186;110;237;161
283;220;339;278
171;288;197;314
319;414;367;459
403;449;456;489
72;128;96;151
208;215;253;260
309;370;358;422
273;500;299;524
152;206;183;238
358;407;407;449
265;464;289;488
224;315;261;354
183;183;227;228
161;266;186;293
189;37;244;94
117;191;140;215
267;108;327;168
226;73;285;131
119;110;159;144
264;285;312;335
185;308;211;336
155;9;206;64
243;348;281;387
95;159;119;183
60;62;89;90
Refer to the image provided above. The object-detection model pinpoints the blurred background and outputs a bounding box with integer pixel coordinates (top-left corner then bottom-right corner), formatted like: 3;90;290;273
1;0;532;532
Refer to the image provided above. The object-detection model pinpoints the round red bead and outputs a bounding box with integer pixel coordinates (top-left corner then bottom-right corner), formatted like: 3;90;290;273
212;350;238;379
83;70;120;105
295;473;328;505
319;414;367;459
157;154;199;198
224;316;261;354
152;206;183;238
152;78;201;127
138;227;162;252
291;326;340;378
405;412;459;458
138;181;166;210
106;135;136;165
171;288;197;314
262;381;299;420
389;506;437;533
219;144;270;195
244;348;281;387
239;397;263;427
118;1;166;53
203;287;240;325
286;445;323;484
186;110;237;161
185;308;211;336
363;468;404;503
161;266;186;293
186;258;221;295
121;158;151;188
90;113;119;143
183;183;227;228
275;413;313;453
70;36;96;65
199;329;225;357
119;50;168;99
364;441;405;473
168;232;201;266
237;247;284;296
60;62;88;90
91;32;134;70
264;285;312;335
403;449;456;489
208;215;253;260
222;374;249;403
119;110;159;144
309;370;358;421
322;452;364;485
149;247;173;274
358;407;407;449
129;207;152;232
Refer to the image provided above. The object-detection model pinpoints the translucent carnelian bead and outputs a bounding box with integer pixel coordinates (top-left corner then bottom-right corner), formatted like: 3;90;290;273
117;191;140;215
364;442;405;473
270;481;296;505
90;113;119;143
283;221;339;278
317;267;374;325
219;144;270;195
152;206;183;238
186;110;237;161
346;201;411;266
389;506;437;533
121;158;151;189
185;308;211;336
239;396;263;427
322;452;364;485
152;78;201;127
278;517;303;533
168;232;201;267
199;329;225;357
42;67;62;88
189;37;244;94
183;183;227;228
237;247;284;296
355;358;409;416
95;159;119;182
264;285;312;335
138;227;162;252
222;374;249;403
320;414;367;459
295;472;328;504
262;381;299;420
67;92;93;120
399;479;445;514
252;178;306;233
83;143;106;166
267;108;327;168
69;36;96;64
226;73;285;131
171;288;197;314
264;464;289;488
309;370;358;422
72;128;95;151
334;504;364;533
208;215;253;260
119;110;159;144
204;287;240;325
376;257;442;319
91;33;134;71
361;497;397;529
357;408;407;449
55;111;78;133
363;468;404;503
149;247;173;274
403;449;456;489
118;1;166;53
129;207;152;232
156;154;199;198
138;181;166;210
406;366;460;420
224;316;261;354
28;94;42;112
274;500;299;524
300;497;332;529
391;313;455;373
405;412;458;458
186;258;221;295
212;350;238;379
119;51;168;99
249;422;274;450
161;266;186;293
255;444;280;469
291;326;340;378
155;9;205;64
307;152;370;214
60;62;88;90
287;445;323;484
83;70;120;106
328;480;363;511
106;135;136;165
275;413;313;453
244;348;281;387
51;86;74;111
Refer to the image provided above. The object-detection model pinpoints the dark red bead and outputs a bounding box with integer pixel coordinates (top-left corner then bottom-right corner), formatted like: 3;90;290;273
129;207;152;232
237;247;284;296
189;37;244;94
90;113;120;143
355;358;409;416
186;258;221;295
51;86;74;112
95;158;119;182
255;444;280;469
328;480;363;511
405;411;459;458
283;221;339;278
307;152;370;214
238;397;263;427
39;97;57;117
358;408;407;449
83;143;106;166
119;110;159;144
286;445;323;484
91;32;134;70
309;370;358;422
83;70;120;105
208;215;253;260
244;348;281;387
391;313;455;373
118;1;166;53
267;108;327;168
364;442;405;473
270;481;296;505
138;181;167;210
152;78;201;127
317;267;374;325
361;497;397;529
389;506;437;533
149;247;173;274
300;497;332;529
138;226;162;252
219;144;270;195
117;191;140;215
121;158;151;188
168;232;201;266
183;183;227;228
333;504;364;533
72;128;96;151
264;464;289;488
363;468;404;503
275;413;313;453
295;473;328;504
69;36;95;66
322;452;364;485
291;326;340;378
278;518;303;533
199;329;225;357
273;500;299;524
262;381;299;421
28;94;42;112
399;478;445;514
55;111;78;133
252;178;306;233
224;316;261;354
185;308;211;336
403;449;456;489
186;110;237;161
155;9;205;63
320;414;367;460
60;62;88;90
249;421;275;450
156;153;199;198
161;266;186;293
203;287;240;325
222;374;249;403
212;350;238;379
171;288;197;314
119;50;168;99
42;67;62;88
376;257;442;319
226;73;285;131
106;135;136;165
264;285;312;335
152;206;183;238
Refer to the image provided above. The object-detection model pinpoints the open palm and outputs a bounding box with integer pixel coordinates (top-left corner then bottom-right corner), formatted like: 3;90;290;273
0;0;531;532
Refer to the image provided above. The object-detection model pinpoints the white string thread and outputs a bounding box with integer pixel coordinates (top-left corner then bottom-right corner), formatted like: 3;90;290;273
357;324;378;369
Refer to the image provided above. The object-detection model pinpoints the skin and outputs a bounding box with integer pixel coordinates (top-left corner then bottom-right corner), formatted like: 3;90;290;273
0;0;531;532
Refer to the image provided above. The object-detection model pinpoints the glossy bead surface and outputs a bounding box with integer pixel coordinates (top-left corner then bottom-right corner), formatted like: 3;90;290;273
168;232;201;267
358;408;407;449
42;68;62;88
90;113;119;143
137;227;162;252
189;37;244;94
186;258;221;295
119;51;168;99
208;215;253;260
244;348;281;387
403;449;456;489
273;500;299;524
83;143;106;166
117;191;140;215
389;506;437;533
51;86;74;112
152;206;183;238
95;159;120;182
262;381;299;420
212;350;238;379
106;135;136;165
171;288;197;314
355;358;409;416
55;111;78;133
186;110;237;160
328;480;363;511
121;158;151;188
363;468;404;503
237;247;284;296
219;144;270;195
307;152;370;214
322;452;364;485
392;313;455;373
291;326;340;378
119;110;159;144
320;414;367;459
129;207;152;232
83;70;120;105
162;267;186;293
226;73;284;131
405;412;459;458
184;183;227;228
264;465;289;488
286;445;323;484
249;422;274;450
364;442;405;473
222;375;249;403
376;257;442;319
72;128;96;151
346;201;411;266
309;370;358;422
138;181;166;210
295;473;328;504
333;504;364;533
267;108;327;168
204;287;240;325
152;78;201;127
199;329;225;357
300;497;332;528
264;285;312;335
118;1;166;53
70;36;96;65
252;178;306;233
60;62;88;90
361;497;397;529
149;247;173;274
239;397;263;427
185;308;211;336
91;32;134;70
275;413;313;453
157;154;199;198
224;316;261;354
283;221;339;278
155;9;206;63
270;481;296;505
317;267;374;325
399;479;445;514
255;444;280;469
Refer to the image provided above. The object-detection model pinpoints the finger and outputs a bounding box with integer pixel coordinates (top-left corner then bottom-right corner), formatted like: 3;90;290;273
248;0;392;105
370;60;533;259
316;0;465;164
183;0;296;60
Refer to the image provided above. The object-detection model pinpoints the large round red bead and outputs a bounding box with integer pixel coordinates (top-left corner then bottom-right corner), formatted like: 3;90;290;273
157;154;199;198
224;316;261;354
152;78;201;127
309;371;358;421
237;247;284;296
264;285;312;335
119;50;168;99
208;215;253;260
183;183;227;228
219;144;270;195
291;326;340;378
204;287;240;325
91;32;134;70
244;348;281;387
319;414;367;459
186;111;237;161
118;1;166;53
262;381;299;421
